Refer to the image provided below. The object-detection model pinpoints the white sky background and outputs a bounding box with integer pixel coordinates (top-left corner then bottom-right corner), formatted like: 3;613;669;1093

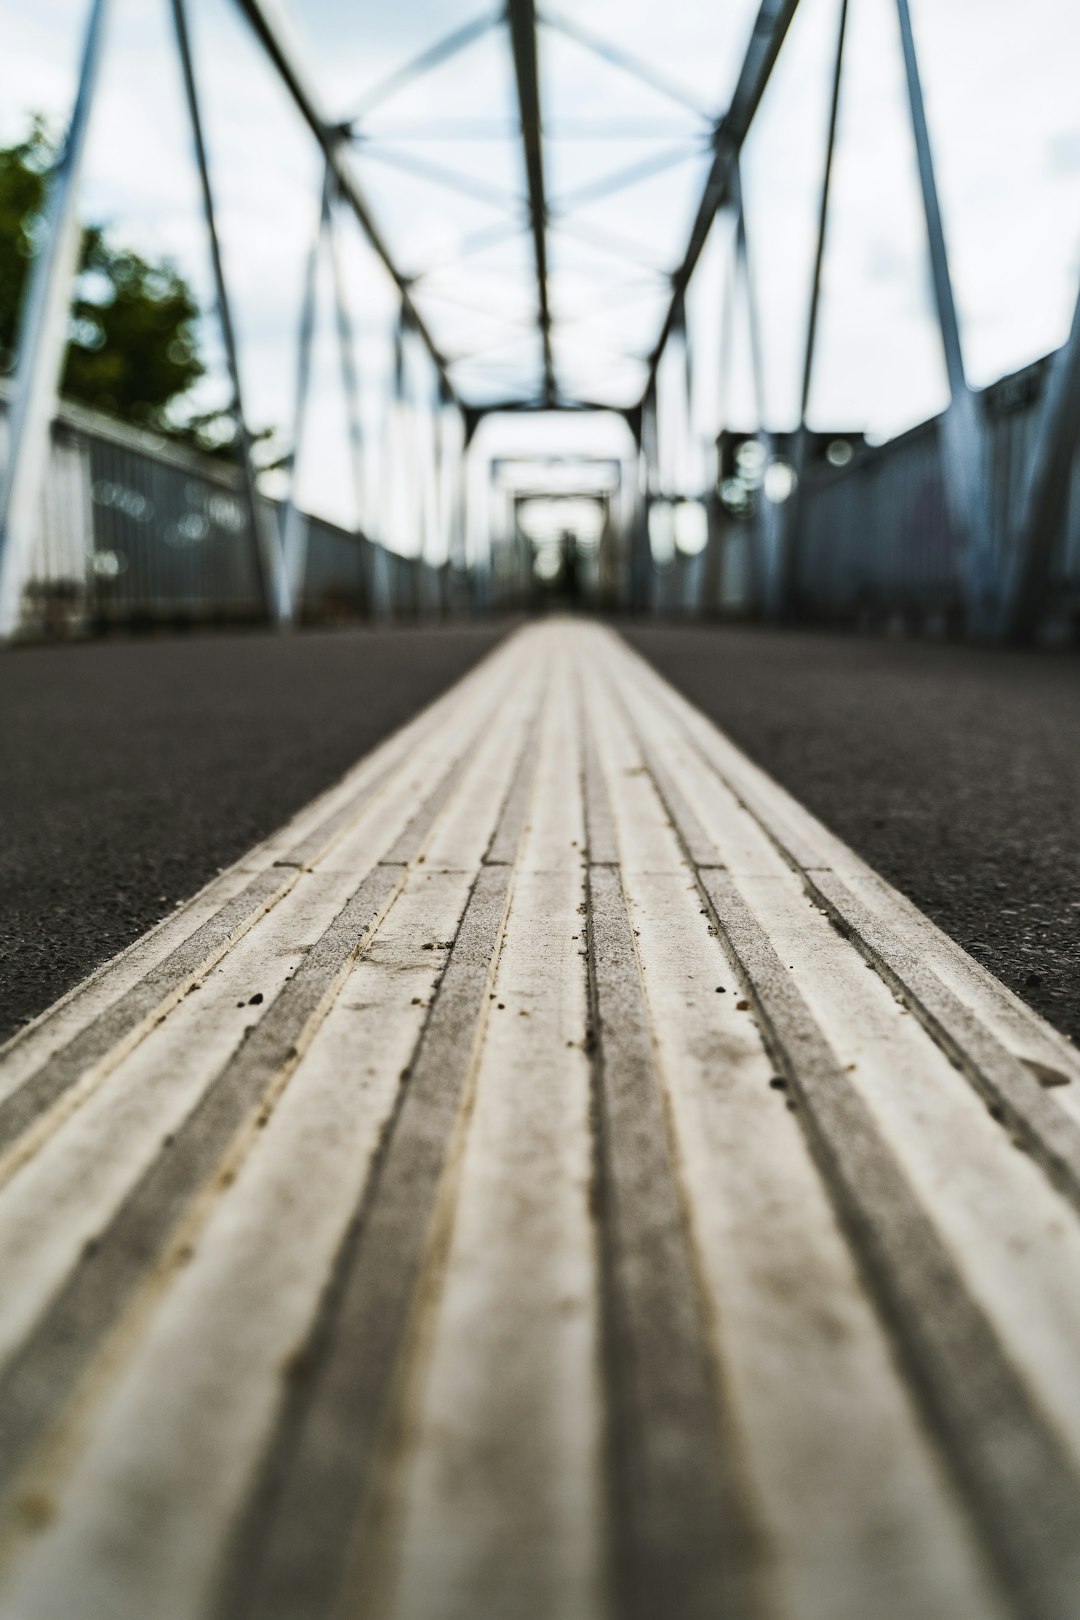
1;0;1079;529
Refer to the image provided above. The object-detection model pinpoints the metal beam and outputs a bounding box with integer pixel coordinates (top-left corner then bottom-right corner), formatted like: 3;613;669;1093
351;141;524;215
171;0;284;625
554;216;668;275
465;397;635;423
636;382;659;612
352;118;520;140
408;220;526;282
1003;286;1080;639
894;0;995;631
893;0;962;401
327;182;366;523
643;0;801;402
781;0;848;618
345;10;500;123
506;0;556;404
277;172;326;624
233;0;460;405
554;144;707;215
0;0;111;638
733;170;782;618
539;9;714;121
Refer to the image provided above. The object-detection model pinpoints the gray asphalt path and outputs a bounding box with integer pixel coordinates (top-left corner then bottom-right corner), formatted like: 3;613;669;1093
4;620;1078;1050
625;624;1080;1045
0;625;507;1041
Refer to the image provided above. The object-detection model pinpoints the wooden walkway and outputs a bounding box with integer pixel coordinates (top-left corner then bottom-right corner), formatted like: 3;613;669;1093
1;621;1080;1620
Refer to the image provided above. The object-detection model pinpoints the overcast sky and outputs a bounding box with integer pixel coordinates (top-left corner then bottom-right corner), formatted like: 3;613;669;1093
2;0;1079;533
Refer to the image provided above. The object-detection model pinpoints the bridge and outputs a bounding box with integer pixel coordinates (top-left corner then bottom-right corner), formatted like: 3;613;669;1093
1;3;1079;1617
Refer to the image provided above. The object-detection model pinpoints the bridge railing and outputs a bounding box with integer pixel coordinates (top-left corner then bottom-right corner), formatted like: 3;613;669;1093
646;348;1080;637
0;390;450;636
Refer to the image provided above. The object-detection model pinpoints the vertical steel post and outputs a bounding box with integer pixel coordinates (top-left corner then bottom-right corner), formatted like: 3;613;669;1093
733;170;778;616
781;0;848;619
432;404;447;615
638;382;659;614
456;431;472;614
680;292;694;488
1002;278;1080;639
894;0;995;630
710;213;739;616
717;209;737;435
325;181;373;617
278;171;326;626
679;294;706;616
169;0;285;625
0;0;111;638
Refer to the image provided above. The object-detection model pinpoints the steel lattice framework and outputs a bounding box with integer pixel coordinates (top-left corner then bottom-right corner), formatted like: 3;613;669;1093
1;0;1079;638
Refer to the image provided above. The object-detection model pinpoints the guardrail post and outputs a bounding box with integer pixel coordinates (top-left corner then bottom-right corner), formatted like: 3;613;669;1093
0;0;111;639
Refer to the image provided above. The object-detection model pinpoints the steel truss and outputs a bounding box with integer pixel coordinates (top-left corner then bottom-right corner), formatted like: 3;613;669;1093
1;0;1079;637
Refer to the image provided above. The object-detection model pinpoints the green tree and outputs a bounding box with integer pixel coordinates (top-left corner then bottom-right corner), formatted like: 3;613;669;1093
0;120;236;451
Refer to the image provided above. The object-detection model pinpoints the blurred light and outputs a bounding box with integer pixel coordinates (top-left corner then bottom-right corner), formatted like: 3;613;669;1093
720;476;752;516
534;552;562;583
826;437;854;467
763;460;797;503
735;439;767;479
674;499;709;555
92;549;126;576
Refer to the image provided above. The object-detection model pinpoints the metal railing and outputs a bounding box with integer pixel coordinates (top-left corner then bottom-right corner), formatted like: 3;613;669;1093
650;351;1080;634
0;391;451;635
2;0;1078;640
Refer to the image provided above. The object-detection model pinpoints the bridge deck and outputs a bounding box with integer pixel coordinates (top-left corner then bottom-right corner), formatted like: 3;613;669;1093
1;621;1080;1619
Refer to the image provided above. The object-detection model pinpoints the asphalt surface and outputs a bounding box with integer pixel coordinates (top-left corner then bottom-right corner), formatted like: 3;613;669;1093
0;625;507;1042
3;619;1078;1050
626;624;1080;1046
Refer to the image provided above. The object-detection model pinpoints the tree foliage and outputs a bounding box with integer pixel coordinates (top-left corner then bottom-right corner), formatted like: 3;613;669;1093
0;120;241;454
